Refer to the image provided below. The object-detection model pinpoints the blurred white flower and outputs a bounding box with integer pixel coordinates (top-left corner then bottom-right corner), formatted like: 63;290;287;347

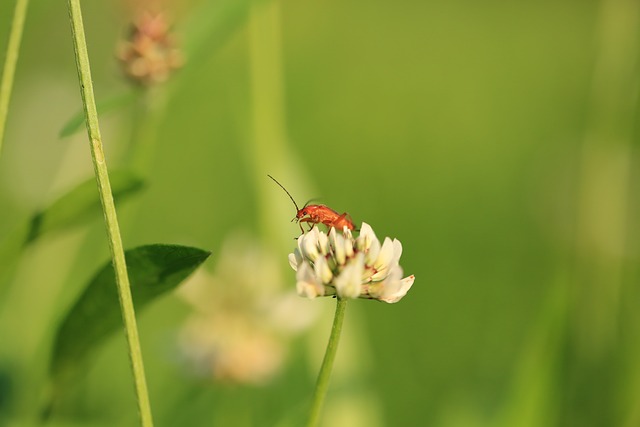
177;234;318;385
288;223;415;303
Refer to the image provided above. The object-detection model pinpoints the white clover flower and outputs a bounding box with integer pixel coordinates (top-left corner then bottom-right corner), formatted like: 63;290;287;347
177;234;319;385
288;222;415;303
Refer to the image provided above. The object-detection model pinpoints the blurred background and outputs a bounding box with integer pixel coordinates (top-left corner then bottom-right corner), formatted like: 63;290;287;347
1;0;639;425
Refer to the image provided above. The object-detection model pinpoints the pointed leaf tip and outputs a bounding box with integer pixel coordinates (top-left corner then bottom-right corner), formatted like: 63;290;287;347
50;244;211;385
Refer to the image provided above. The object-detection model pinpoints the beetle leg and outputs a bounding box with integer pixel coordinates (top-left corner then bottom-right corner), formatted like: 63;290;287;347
299;217;315;233
344;213;359;231
335;212;348;221
330;212;356;232
331;212;348;228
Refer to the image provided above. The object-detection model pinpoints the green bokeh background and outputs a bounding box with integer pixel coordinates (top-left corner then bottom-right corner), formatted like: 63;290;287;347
1;0;639;426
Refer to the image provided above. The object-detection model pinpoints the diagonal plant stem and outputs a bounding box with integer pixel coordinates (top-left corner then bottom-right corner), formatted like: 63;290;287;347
67;1;154;426
0;0;30;158
307;297;348;427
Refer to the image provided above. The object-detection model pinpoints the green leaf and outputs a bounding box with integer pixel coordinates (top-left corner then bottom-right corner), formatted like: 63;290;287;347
50;244;211;384
26;170;145;243
59;92;136;138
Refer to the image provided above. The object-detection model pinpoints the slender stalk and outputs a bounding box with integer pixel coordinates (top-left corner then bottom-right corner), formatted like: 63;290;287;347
127;88;167;176
247;0;301;247
67;1;153;426
307;298;348;427
0;0;30;158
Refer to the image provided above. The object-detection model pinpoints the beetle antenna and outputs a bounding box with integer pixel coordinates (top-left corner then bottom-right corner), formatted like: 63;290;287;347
268;175;300;212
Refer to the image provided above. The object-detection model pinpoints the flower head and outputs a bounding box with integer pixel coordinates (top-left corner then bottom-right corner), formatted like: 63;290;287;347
117;11;183;86
178;234;318;385
288;223;415;303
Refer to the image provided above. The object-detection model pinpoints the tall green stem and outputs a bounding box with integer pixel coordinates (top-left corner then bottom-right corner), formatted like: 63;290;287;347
307;298;348;427
247;0;304;247
0;0;30;158
67;1;153;426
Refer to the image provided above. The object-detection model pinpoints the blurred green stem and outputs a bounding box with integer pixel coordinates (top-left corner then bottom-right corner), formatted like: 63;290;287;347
307;298;348;427
247;0;300;245
128;88;167;176
0;221;29;298
67;1;154;426
0;0;30;158
571;0;639;424
573;0;638;360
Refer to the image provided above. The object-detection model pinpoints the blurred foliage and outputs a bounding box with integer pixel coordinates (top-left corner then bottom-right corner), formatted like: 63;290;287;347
50;244;210;388
59;92;137;138
1;0;639;426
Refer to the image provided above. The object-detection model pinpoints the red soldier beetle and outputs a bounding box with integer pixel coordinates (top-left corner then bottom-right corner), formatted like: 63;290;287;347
268;175;356;234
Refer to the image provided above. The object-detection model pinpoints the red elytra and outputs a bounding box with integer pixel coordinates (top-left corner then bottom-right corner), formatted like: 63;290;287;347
268;175;356;234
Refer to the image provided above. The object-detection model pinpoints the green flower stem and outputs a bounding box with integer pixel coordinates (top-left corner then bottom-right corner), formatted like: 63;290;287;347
307;297;348;427
0;0;30;158
128;88;167;176
247;0;297;246
67;1;154;426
